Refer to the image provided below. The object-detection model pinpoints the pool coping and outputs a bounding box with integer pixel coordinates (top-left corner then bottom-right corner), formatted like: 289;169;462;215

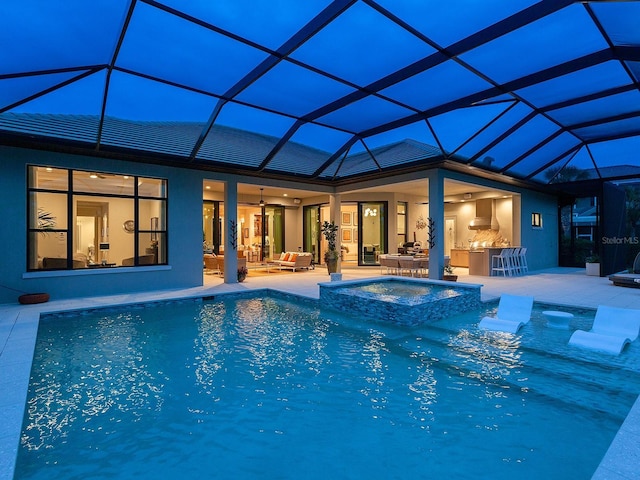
1;287;639;480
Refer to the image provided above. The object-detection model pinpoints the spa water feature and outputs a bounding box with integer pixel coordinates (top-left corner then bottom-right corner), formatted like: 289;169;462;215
319;277;482;326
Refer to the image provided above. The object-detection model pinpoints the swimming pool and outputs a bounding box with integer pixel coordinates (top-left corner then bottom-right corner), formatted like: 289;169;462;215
15;294;640;479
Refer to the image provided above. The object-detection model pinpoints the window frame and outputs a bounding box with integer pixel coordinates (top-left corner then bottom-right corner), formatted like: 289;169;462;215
27;165;168;271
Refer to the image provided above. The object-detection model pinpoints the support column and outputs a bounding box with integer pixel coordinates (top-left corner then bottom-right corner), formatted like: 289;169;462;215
329;193;342;272
427;170;445;280
223;180;238;283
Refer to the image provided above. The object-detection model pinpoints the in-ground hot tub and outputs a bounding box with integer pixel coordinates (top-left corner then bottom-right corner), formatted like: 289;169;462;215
319;276;482;326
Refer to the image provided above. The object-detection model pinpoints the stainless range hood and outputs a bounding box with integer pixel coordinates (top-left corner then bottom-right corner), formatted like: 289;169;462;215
468;216;492;229
468;199;500;230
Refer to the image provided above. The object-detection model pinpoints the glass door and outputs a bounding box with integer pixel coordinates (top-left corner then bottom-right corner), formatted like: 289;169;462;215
358;201;387;266
264;205;284;260
203;201;222;255
303;205;321;265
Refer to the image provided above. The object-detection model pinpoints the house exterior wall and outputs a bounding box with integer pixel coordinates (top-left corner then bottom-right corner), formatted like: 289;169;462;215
519;189;559;271
0;146;205;304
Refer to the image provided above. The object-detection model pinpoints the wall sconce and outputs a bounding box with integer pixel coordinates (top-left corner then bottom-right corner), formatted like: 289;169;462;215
531;212;542;228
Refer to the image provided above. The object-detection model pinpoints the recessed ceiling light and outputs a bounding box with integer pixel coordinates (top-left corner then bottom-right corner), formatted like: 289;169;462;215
89;173;98;179
45;167;52;172
123;175;129;179
205;186;210;190
283;193;288;197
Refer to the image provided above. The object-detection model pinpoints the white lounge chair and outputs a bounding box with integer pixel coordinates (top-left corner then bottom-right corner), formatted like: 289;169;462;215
479;294;534;333
568;305;640;355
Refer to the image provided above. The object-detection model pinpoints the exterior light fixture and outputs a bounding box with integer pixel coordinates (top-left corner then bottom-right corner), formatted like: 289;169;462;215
532;212;542;228
259;188;265;207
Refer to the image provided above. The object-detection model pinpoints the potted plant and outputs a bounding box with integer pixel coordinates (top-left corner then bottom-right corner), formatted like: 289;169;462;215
321;220;339;274
237;266;248;283
14;208;57;303
443;264;458;282
585;254;600;276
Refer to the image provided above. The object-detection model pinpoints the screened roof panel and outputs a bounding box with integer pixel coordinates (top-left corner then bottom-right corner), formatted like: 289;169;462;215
104;71;216;123
515;61;631;108
117;2;270;96
287;122;353;155
505;132;581;178
588;137;640;170
439;103;532;159
316;95;416;132
0;70;92;111
380;61;494;112
156;0;332;50
198;125;277;168
101;118;202;158
234;60;356;117
335;157;377;178
0;112;100;144
427;102;515;155
6;71;106;116
1;1;639;186
548;91;640;127
350;121;437;155
360;140;444;171
471;115;561;171
267;141;332;176
460;6;608;85
592;2;640;47
213;102;295;141
575;117;640;142
628;62;640;84
533;147;599;184
289;2;436;87
376;0;537;48
1;0;127;75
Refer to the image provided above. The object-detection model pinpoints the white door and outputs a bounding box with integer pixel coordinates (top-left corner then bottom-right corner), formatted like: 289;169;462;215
445;217;456;255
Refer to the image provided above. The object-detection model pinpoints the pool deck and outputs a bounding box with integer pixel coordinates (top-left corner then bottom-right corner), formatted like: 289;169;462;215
2;266;639;479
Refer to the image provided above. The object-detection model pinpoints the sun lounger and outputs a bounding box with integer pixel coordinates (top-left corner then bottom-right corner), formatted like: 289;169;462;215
609;252;640;288
568;305;640;355
479;294;534;333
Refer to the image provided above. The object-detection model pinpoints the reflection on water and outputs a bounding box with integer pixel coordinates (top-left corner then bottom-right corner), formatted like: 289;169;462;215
23;313;168;452
15;297;639;480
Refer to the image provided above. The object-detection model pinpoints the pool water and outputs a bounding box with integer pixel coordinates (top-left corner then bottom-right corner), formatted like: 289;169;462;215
348;282;460;304
15;295;640;479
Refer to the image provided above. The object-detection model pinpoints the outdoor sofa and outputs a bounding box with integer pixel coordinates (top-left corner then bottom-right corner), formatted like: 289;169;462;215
274;252;313;272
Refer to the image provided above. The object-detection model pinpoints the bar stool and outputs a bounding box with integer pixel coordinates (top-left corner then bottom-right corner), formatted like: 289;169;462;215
492;248;515;276
518;247;528;274
510;247;522;275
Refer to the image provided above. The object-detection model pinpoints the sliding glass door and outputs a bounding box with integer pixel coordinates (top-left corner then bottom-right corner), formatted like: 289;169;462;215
358;201;387;266
303;205;321;265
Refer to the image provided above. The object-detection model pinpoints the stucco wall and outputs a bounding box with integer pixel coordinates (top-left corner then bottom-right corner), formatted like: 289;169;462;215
519;189;559;271
0;146;205;304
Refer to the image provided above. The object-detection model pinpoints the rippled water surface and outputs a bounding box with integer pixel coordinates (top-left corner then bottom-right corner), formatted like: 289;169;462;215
15;296;640;479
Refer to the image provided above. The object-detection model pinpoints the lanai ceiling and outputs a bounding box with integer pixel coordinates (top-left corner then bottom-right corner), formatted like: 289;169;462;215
1;0;640;186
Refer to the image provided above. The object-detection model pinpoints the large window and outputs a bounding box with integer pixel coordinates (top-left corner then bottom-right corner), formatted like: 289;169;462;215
28;166;167;270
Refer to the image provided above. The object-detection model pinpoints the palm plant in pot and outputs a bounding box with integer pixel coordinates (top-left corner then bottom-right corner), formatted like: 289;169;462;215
16;208;56;303
321;220;339;274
